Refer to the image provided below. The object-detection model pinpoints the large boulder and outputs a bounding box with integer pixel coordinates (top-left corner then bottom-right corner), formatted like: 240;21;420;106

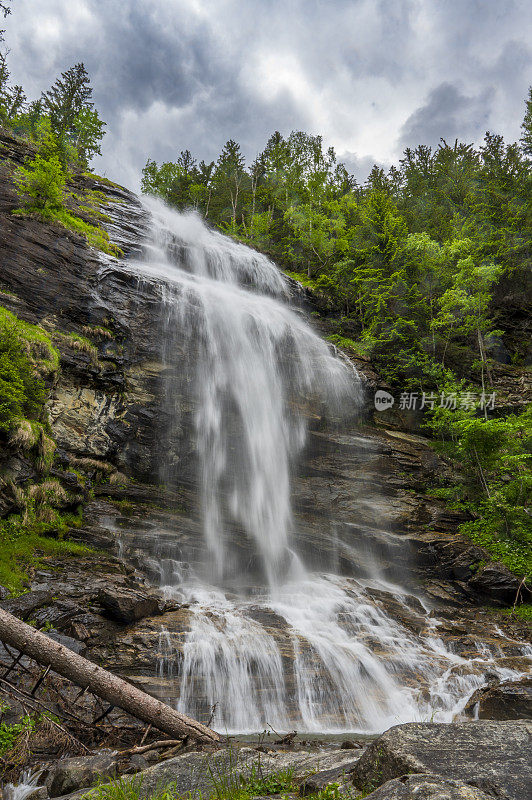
97;586;161;623
350;721;531;800
77;747;361;800
464;677;532;720
362;773;504;800
45;754;118;797
468;562;526;604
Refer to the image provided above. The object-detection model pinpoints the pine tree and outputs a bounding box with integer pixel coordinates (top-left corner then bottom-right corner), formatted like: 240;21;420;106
41;63;93;139
213;139;247;227
520;86;532;158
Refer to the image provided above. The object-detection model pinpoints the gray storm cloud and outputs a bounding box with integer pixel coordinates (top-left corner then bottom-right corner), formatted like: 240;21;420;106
3;0;531;190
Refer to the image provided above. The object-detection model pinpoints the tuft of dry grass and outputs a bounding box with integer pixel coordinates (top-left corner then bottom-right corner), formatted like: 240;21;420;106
36;429;56;474
27;479;68;506
81;324;115;340
9;420;38;451
108;471;128;485
70;457;115;475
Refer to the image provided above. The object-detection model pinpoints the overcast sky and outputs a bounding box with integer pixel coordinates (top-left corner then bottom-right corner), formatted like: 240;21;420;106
3;0;532;190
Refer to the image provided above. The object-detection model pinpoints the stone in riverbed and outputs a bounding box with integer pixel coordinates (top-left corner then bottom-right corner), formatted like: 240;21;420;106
464;677;532;720
350;721;531;800
299;760;360;795
77;747;362;800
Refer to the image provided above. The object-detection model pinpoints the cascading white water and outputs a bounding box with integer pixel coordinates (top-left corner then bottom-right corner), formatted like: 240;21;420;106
118;198;530;734
132;197;355;588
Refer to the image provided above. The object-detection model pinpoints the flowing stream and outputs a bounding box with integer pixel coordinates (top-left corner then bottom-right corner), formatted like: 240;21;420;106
113;198;530;734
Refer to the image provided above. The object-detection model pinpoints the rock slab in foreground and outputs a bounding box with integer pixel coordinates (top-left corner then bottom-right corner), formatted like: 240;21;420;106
80;747;361;800
362;773;507;800
46;754;118;798
350;721;531;800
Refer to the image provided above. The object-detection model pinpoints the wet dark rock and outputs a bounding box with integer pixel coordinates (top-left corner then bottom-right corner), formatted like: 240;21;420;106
468;563;528;605
97;586;161;624
45;754;118;797
362;773;502;800
299;760;359;794
32;600;86;630
350;721;531;800
1;590;53;619
464;677;532;720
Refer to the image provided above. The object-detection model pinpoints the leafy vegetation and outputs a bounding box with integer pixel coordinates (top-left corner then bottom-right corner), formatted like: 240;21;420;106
85;765;357;800
141;91;532;581
0;306;58;432
0;716;34;758
13;144;122;257
0;490;91;593
1;20;119;255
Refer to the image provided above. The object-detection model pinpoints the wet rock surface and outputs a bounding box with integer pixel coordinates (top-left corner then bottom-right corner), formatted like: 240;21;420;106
97;586;162;624
464;677;532;720
45;753;118;798
362;773;503;800
350;721;532;800
80;747;363;800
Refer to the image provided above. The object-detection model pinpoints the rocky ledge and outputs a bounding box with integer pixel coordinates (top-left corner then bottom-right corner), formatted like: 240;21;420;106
16;720;531;800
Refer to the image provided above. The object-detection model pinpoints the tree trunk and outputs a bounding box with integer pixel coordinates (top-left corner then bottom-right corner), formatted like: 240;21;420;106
0;606;219;743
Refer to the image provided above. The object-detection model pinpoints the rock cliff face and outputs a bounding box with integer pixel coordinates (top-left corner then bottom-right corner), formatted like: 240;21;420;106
0;130;177;487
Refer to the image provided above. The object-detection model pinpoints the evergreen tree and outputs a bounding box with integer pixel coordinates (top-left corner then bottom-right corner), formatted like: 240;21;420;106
213;139;247;227
41;63;93;139
520;85;532;158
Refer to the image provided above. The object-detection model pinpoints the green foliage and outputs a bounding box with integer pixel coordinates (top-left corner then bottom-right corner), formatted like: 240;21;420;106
239;765;297;797
426;404;532;577
521;86;532;158
15;153;66;212
85;769;298;800
501;603;532;621
0;306;58;431
14;154;122;256
0;716;34;757
0;506;88;592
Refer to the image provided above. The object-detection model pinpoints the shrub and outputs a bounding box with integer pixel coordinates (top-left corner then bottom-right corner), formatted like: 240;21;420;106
15;153;67;213
0;306;58;432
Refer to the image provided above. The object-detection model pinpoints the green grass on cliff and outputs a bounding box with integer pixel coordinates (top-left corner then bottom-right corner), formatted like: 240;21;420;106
13;152;123;257
0;305;58;432
0;509;89;593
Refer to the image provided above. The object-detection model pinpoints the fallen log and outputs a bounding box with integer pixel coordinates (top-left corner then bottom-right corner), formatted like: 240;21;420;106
0;606;219;743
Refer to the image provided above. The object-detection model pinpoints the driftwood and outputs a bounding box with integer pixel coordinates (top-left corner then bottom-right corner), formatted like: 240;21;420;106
0;606;219;743
119;738;183;757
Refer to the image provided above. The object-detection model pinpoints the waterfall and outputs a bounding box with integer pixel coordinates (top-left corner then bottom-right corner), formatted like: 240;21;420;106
114;198;530;734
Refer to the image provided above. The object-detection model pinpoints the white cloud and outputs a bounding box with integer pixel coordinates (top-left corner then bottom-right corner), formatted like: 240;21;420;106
3;0;531;189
